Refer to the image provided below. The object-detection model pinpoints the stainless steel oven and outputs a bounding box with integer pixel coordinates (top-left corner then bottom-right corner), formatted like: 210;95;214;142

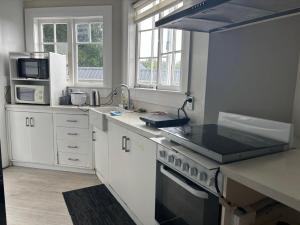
155;142;222;225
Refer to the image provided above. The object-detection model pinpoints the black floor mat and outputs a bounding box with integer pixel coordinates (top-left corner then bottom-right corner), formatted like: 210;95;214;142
63;184;136;225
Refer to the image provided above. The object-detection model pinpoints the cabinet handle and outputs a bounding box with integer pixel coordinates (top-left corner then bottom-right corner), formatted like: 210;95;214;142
125;137;130;153
67;133;78;136
66;120;78;123
92;131;96;141
122;136;126;151
25;117;29;127
30;117;34;127
68;158;79;161
67;146;78;149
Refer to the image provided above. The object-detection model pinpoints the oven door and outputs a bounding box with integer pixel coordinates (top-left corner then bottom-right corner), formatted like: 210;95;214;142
155;162;220;225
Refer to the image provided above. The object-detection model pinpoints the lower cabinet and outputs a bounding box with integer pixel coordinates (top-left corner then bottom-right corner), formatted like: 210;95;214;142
54;113;93;169
108;122;157;225
7;110;54;165
93;126;109;182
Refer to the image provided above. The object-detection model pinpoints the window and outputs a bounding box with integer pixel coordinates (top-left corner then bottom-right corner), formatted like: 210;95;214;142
135;1;188;91
38;18;104;85
40;21;70;76
26;6;112;88
75;20;104;83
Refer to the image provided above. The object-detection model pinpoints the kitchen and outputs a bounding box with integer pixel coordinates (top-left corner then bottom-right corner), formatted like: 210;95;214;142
0;0;300;225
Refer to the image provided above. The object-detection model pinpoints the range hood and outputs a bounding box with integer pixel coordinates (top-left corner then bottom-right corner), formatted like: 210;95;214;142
155;0;300;33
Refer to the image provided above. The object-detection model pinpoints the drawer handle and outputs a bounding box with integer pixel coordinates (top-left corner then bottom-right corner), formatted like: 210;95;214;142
67;133;78;136
66;120;78;123
68;158;79;162
67;146;79;149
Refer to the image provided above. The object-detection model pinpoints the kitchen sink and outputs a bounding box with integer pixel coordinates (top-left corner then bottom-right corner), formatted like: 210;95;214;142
89;106;129;131
92;106;129;114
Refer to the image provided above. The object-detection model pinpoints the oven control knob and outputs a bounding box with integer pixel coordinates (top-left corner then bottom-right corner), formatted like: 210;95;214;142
191;168;198;177
182;163;190;172
200;172;208;182
159;150;166;158
168;155;175;163
175;158;182;167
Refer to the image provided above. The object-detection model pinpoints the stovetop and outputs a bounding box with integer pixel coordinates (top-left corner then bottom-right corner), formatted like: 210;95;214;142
160;124;287;156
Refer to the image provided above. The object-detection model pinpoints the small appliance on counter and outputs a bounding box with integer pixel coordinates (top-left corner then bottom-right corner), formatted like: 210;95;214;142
140;112;189;128
15;84;50;105
17;57;49;79
59;90;72;105
89;89;100;106
71;91;87;106
140;97;192;128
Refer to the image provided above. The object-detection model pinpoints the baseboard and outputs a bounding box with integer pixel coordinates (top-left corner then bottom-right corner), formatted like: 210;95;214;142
11;161;96;174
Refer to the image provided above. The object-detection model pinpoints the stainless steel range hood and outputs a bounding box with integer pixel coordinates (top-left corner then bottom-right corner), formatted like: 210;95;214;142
155;0;300;33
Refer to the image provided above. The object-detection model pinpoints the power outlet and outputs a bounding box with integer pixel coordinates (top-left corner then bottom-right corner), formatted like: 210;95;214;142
186;96;194;111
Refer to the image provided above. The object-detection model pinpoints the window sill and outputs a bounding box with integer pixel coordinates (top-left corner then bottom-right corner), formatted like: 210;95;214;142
130;87;187;108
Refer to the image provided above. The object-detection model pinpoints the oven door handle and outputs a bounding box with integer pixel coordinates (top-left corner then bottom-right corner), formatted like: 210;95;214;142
160;165;209;199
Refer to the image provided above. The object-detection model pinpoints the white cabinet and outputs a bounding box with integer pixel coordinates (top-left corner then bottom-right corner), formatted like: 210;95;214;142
8;111;31;162
108;122;157;225
8;110;54;165
54;113;93;169
93;127;109;183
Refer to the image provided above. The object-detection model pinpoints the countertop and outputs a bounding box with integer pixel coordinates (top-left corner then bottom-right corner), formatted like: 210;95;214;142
221;149;300;212
92;108;162;138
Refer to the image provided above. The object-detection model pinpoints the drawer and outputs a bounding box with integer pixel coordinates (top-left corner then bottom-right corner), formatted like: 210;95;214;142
58;152;92;168
57;140;91;154
55;114;89;128
57;127;90;141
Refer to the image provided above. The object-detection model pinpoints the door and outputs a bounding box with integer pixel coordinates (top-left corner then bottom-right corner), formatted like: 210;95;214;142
0;146;6;225
8;111;31;162
93;127;109;182
155;162;220;225
126;130;157;225
108;122;130;204
29;112;54;165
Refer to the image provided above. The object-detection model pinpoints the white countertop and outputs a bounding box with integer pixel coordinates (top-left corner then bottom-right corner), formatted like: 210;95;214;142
104;111;161;138
221;149;300;212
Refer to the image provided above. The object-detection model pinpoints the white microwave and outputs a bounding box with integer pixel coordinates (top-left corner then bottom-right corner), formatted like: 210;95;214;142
15;85;50;105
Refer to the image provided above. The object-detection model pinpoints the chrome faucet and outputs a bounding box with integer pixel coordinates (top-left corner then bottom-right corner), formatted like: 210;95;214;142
120;84;131;110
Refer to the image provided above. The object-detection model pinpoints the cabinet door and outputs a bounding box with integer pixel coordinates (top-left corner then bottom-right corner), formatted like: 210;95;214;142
94;127;109;182
126;131;157;225
108;122;130;204
29;112;54;165
8;111;31;162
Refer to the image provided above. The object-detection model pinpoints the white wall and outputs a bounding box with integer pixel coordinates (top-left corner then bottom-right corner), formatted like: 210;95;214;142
204;15;300;124
0;0;25;167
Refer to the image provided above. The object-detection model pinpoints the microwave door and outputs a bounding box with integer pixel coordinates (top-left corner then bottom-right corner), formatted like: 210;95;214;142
16;87;35;103
25;62;39;78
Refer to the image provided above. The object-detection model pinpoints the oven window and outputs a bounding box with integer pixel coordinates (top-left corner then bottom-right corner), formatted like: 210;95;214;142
16;88;35;101
25;62;39;76
155;162;220;225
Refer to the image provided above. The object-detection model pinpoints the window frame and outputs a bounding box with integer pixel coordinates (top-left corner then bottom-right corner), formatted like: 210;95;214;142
25;6;112;88
37;18;73;80
135;11;190;92
73;17;104;86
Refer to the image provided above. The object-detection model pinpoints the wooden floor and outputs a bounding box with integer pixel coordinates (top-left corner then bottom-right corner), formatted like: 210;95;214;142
3;166;100;225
